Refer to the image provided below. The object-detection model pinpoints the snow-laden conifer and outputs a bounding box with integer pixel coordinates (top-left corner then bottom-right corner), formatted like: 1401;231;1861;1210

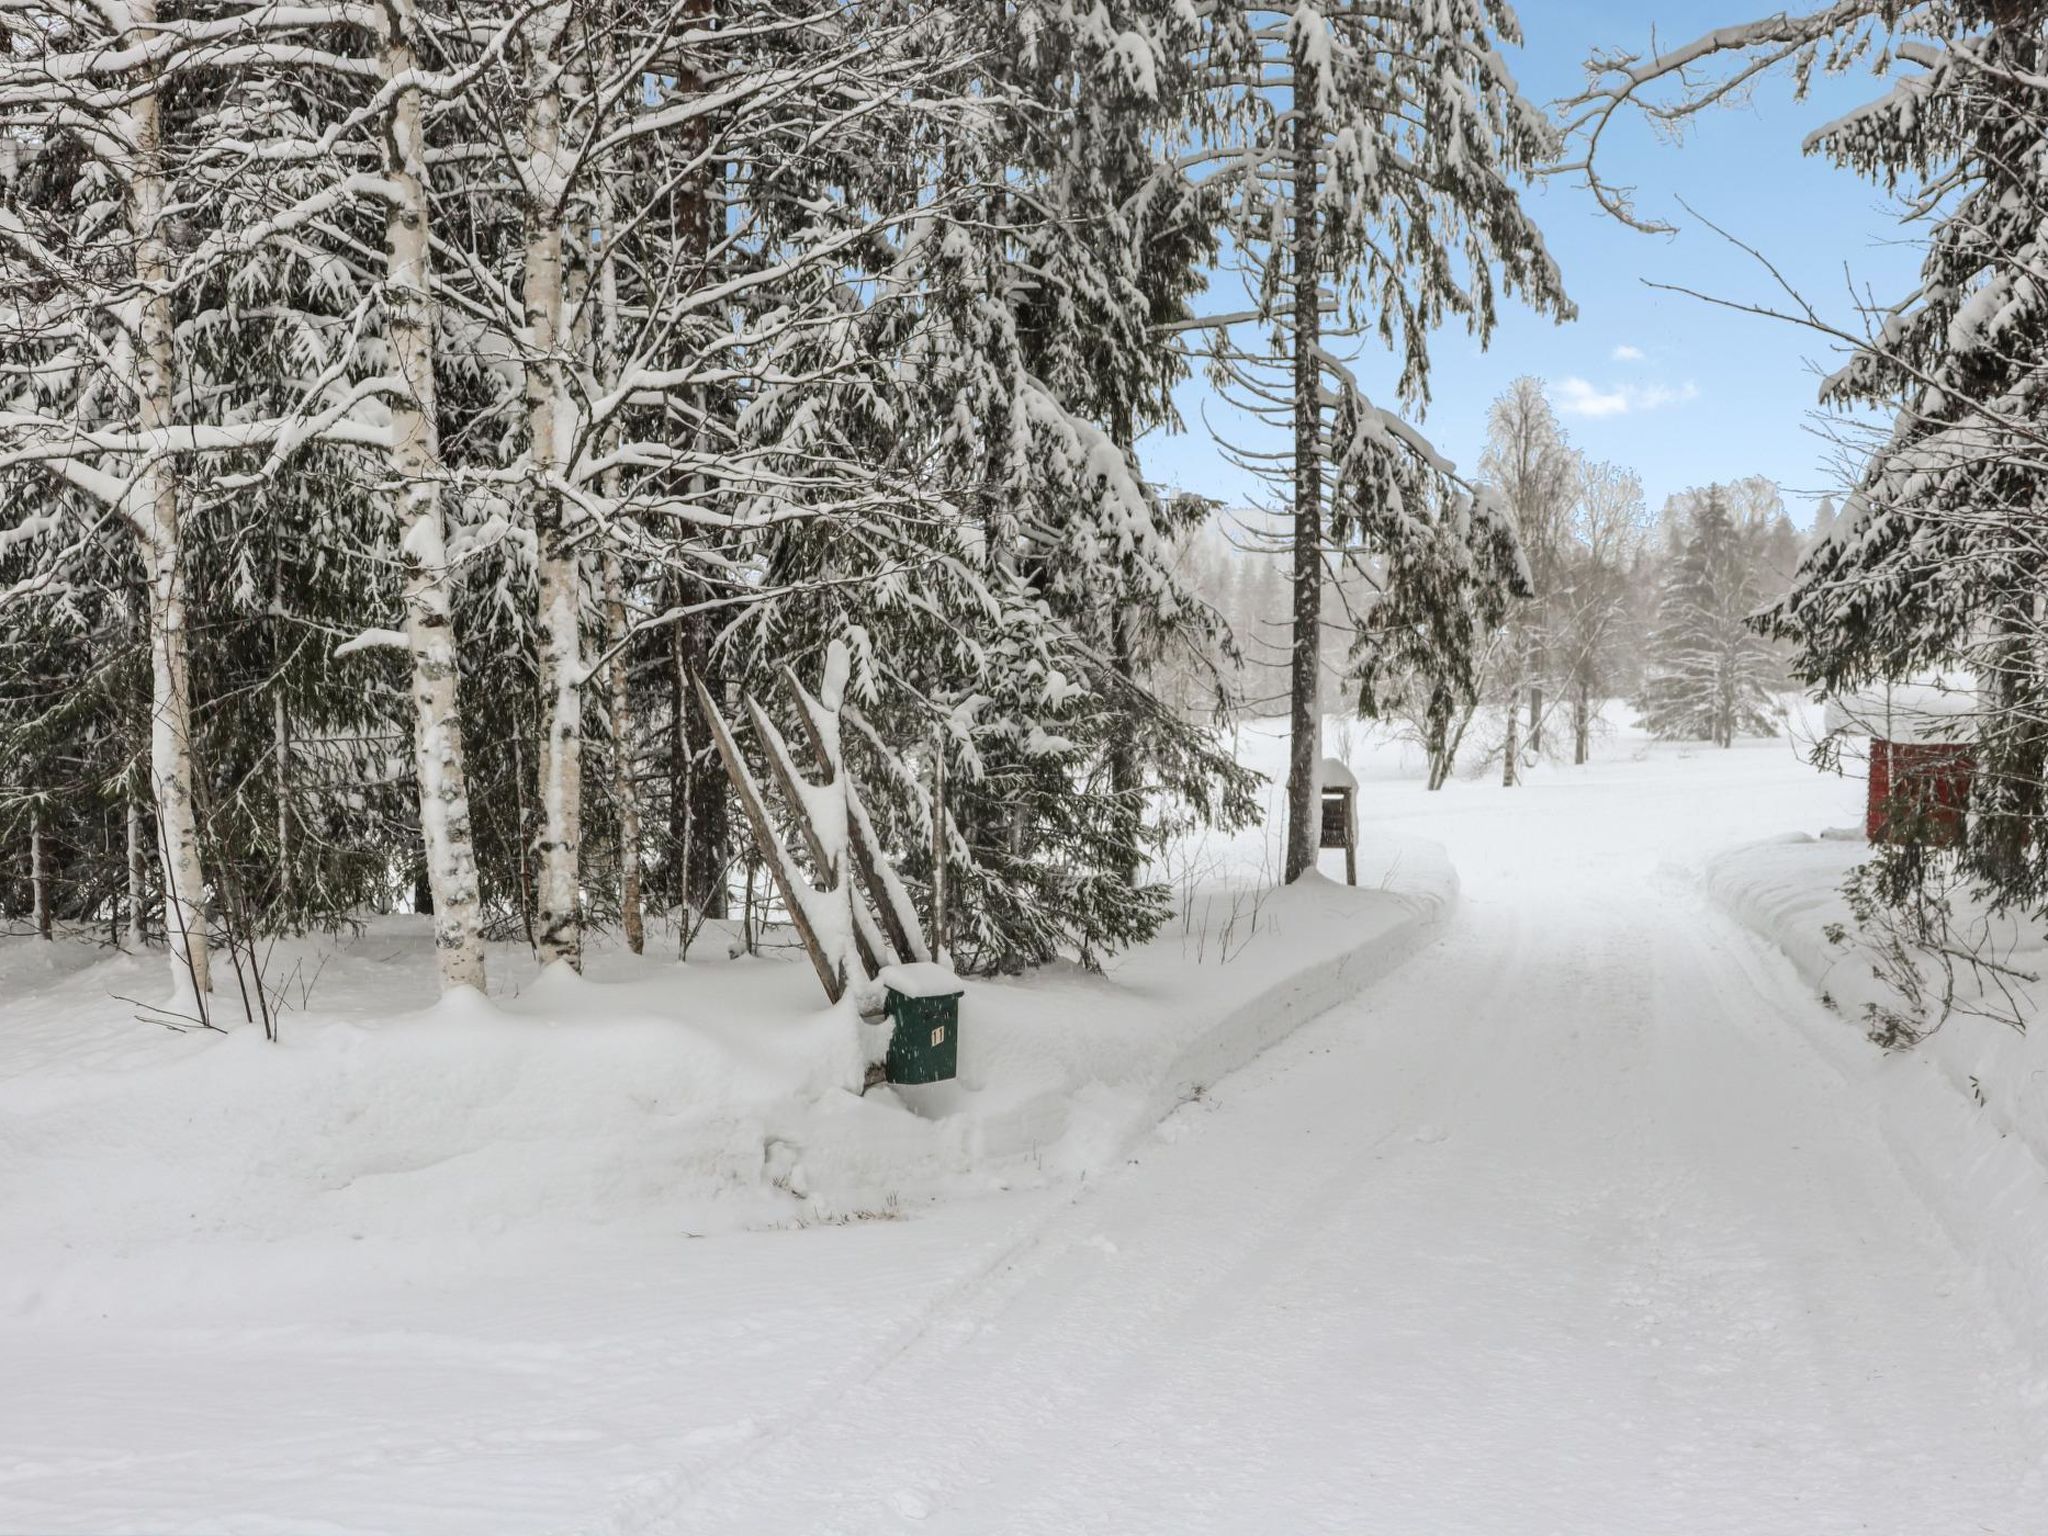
1641;490;1782;748
1198;0;1568;879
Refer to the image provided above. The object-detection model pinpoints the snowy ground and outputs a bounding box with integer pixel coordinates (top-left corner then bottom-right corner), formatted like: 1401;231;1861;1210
1709;825;2048;1377
7;708;2048;1533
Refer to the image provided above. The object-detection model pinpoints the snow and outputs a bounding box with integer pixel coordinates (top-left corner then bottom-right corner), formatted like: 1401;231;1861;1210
875;961;963;999
1709;832;2048;1365
1823;676;1979;742
7;704;2048;1531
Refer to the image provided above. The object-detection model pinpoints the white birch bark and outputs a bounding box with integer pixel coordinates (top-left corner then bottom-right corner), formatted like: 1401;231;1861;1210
121;0;209;997
30;803;50;941
381;0;487;992
524;1;585;971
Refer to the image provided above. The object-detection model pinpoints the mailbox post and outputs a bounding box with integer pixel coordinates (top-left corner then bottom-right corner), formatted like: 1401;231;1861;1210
1318;755;1358;885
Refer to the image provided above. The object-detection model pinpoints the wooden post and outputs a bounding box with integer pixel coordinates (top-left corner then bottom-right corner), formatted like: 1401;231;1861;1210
1345;789;1357;887
743;693;881;981
784;670;927;965
687;667;845;1004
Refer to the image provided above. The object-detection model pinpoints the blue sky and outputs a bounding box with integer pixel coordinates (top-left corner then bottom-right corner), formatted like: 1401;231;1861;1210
1142;1;1923;528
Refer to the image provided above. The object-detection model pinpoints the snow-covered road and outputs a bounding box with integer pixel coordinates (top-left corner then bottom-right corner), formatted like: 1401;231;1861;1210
664;739;2048;1534
9;729;2048;1534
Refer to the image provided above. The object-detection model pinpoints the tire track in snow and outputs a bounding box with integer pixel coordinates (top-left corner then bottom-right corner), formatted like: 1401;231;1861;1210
638;850;2048;1535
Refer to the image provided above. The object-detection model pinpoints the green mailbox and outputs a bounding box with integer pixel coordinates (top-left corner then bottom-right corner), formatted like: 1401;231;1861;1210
878;963;963;1084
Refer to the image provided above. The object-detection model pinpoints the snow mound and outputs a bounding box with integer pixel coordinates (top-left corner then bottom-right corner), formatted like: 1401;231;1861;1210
0;834;1454;1322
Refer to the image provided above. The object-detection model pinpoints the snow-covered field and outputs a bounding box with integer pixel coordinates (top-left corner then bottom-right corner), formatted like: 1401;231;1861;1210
8;706;2048;1533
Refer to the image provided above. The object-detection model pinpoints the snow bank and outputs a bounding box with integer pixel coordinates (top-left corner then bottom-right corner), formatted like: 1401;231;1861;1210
824;836;1456;1201
1706;836;2048;1352
0;834;1452;1321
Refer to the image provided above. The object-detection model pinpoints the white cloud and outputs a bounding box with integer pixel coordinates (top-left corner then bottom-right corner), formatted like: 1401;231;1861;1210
1611;343;1646;362
1555;377;1629;417
1555;375;1698;419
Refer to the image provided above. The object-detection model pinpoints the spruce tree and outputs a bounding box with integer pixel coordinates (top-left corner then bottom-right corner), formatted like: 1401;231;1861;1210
1641;491;1781;747
1200;0;1569;880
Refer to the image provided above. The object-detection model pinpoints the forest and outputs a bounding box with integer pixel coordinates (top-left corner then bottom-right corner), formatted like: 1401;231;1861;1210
12;0;2009;1016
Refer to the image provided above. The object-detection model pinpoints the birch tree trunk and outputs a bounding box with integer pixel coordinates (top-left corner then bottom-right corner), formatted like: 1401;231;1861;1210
1283;107;1324;886
121;10;209;997
526;4;585;971
382;0;486;992
30;804;50;941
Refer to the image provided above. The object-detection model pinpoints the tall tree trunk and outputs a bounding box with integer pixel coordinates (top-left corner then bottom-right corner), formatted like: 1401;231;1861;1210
1425;693;1450;791
273;690;293;920
125;794;146;950
30;804;50;941
1501;690;1520;787
383;0;486;992
1572;686;1590;766
1108;603;1141;886
1528;684;1543;755
1283;106;1324;885
121;17;209;998
604;551;643;954
668;602;688;924
676;589;730;922
526;3;585;971
670;0;727;929
591;126;642;956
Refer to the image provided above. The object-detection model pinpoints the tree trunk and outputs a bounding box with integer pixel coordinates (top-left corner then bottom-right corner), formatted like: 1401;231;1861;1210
1109;603;1141;884
1573;687;1590;766
121;23;209;998
1528;684;1544;755
670;0;726;930
525;3;585;971
125;795;146;950
273;689;293;919
382;0;487;993
675;592;730;922
604;551;644;954
1501;691;1520;787
592;135;643;957
30;805;50;941
1283;106;1324;886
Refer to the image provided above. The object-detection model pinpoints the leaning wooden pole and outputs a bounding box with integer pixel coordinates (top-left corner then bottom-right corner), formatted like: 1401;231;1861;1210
744;693;882;982
783;669;928;967
686;667;845;1003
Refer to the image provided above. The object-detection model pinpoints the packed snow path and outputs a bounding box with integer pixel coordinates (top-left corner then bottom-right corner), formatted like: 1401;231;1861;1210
674;744;2047;1535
